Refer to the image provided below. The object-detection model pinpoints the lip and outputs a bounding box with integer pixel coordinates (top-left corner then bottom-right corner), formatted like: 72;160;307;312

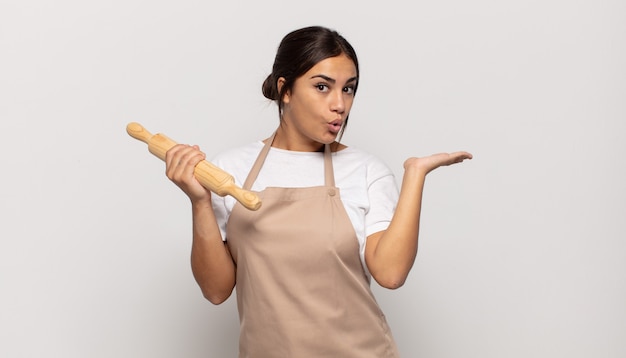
327;119;343;134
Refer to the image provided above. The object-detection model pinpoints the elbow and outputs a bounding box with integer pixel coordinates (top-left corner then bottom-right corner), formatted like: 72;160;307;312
205;295;226;305
369;259;414;290
377;276;407;290
201;288;233;305
203;293;229;305
373;270;409;290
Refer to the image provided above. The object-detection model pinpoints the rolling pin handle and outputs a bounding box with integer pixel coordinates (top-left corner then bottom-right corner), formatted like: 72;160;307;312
127;122;262;211
126;122;153;144
232;189;262;211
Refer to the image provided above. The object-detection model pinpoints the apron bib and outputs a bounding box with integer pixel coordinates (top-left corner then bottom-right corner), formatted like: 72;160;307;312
226;134;399;358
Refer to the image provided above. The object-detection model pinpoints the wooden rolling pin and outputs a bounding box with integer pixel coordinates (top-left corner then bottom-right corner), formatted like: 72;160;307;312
126;122;261;211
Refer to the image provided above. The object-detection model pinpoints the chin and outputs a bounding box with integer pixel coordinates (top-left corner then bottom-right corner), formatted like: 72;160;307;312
321;131;339;143
317;137;337;146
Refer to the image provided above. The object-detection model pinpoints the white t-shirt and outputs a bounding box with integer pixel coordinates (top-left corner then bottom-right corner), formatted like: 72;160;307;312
210;141;399;274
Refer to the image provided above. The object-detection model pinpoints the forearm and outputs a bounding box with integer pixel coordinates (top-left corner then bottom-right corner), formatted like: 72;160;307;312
367;150;472;288
367;167;426;288
189;198;236;304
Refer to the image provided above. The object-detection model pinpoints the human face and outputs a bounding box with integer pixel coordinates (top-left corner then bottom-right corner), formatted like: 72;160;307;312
275;54;358;151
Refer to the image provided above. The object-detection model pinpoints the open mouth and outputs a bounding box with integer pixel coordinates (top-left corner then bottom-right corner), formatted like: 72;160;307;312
328;120;343;134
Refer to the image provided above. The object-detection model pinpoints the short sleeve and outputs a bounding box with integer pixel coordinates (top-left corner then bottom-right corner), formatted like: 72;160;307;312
364;160;399;237
207;141;263;242
211;190;230;242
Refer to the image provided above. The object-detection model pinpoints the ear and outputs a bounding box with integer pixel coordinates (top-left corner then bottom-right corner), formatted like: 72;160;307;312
277;77;290;104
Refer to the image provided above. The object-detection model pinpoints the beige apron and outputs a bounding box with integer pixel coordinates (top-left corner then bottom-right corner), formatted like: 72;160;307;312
226;134;400;358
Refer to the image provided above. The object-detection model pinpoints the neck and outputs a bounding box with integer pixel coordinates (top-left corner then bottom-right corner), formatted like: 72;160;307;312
270;125;325;152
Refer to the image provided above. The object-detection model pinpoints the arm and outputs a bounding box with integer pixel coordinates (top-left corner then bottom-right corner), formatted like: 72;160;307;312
365;151;472;289
166;144;236;304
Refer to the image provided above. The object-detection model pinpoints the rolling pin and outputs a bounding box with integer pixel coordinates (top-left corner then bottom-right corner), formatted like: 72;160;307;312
126;122;261;211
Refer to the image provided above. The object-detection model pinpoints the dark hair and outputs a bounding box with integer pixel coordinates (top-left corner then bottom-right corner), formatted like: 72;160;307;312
262;26;359;138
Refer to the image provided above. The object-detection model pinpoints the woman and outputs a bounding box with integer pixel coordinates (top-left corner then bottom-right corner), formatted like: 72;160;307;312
165;26;472;357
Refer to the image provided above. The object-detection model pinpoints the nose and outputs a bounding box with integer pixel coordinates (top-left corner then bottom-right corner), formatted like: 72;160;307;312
330;89;345;114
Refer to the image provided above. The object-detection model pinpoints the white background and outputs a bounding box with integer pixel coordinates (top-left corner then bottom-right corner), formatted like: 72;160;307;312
1;0;625;357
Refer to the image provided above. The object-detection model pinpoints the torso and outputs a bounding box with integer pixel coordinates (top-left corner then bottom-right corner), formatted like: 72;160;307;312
224;134;400;357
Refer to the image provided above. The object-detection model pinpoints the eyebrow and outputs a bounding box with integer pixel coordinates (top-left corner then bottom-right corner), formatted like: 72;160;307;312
310;74;358;84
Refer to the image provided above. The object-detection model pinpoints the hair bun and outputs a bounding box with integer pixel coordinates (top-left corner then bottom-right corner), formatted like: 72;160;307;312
262;74;278;100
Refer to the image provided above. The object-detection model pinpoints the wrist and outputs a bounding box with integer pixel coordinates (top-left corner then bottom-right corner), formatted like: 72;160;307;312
190;195;212;208
403;159;428;176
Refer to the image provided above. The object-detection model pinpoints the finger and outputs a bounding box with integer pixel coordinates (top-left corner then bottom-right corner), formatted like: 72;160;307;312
166;145;197;178
179;149;206;177
171;146;206;181
454;151;472;159
178;145;205;166
165;144;188;169
181;151;205;182
448;151;473;163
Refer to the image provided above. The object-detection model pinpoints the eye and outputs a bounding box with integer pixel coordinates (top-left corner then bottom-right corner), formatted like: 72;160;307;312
343;86;355;95
315;83;329;92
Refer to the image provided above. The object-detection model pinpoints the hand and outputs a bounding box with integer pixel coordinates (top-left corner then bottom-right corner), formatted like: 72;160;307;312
404;151;473;175
165;144;211;203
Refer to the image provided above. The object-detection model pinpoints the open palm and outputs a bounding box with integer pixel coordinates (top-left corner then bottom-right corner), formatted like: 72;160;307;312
404;151;473;175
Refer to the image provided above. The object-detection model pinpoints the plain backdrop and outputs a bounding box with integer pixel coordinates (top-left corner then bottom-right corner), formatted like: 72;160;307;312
1;0;625;357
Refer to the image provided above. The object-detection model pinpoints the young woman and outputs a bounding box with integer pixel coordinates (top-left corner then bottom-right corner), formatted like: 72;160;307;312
165;26;472;357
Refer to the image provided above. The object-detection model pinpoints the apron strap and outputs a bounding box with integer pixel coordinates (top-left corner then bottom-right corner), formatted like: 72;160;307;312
243;132;276;190
243;131;335;190
324;143;335;187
